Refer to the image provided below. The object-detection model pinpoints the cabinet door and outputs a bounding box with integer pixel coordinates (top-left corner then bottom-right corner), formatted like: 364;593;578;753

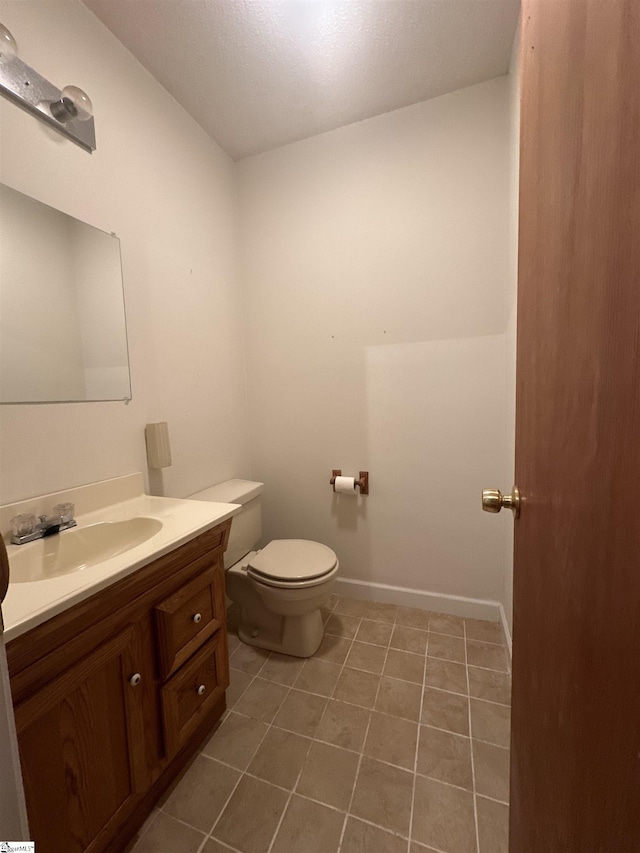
14;626;147;853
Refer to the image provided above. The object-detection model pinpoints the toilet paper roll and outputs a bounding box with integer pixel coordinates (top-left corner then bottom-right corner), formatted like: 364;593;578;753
335;475;357;495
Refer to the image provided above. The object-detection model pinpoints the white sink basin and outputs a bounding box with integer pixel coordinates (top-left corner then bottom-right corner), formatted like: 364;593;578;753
9;517;163;583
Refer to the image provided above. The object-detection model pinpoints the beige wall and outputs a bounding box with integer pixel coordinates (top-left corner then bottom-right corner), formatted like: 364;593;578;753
0;0;251;503
238;78;514;604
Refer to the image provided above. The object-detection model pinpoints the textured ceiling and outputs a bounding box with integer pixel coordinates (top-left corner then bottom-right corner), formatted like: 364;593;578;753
83;0;520;160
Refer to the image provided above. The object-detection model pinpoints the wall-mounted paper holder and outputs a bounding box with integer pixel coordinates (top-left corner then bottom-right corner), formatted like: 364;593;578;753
330;469;369;495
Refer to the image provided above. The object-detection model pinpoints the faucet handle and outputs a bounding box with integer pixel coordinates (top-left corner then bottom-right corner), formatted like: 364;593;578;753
52;502;75;524
10;513;37;537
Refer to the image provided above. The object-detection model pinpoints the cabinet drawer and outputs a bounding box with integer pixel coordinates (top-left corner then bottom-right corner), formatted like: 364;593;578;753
161;633;229;757
154;563;224;680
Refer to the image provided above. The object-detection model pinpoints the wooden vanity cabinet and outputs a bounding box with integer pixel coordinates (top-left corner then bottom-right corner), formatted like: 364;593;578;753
6;520;232;853
13;626;148;853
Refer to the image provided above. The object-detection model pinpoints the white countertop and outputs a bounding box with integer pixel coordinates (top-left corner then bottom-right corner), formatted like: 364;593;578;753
2;493;241;643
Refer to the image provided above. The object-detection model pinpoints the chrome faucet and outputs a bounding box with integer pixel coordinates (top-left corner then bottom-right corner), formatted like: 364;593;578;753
9;503;77;545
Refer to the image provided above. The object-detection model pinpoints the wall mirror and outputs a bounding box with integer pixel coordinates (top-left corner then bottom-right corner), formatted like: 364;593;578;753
0;183;131;403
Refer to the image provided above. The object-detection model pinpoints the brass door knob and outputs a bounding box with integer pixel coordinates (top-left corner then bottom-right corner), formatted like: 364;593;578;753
482;486;521;518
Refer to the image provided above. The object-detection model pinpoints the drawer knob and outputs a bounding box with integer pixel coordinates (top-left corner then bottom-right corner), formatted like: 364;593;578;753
129;673;142;687
192;613;202;624
197;684;206;696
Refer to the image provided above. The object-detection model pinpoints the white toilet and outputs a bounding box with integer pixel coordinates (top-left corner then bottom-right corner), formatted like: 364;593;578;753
189;480;339;657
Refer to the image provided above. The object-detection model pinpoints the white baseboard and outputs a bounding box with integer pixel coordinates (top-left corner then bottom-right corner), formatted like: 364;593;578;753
334;576;502;624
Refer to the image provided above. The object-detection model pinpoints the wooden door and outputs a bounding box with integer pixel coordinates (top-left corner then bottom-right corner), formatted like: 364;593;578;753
511;1;640;850
0;533;9;610
13;626;147;853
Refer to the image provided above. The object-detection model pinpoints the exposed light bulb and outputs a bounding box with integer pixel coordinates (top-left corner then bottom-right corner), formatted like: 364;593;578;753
50;85;93;123
0;23;18;57
61;85;93;121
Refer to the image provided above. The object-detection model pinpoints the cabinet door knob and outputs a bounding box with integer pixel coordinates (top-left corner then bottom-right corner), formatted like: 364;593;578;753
197;684;206;696
192;613;202;624
129;673;142;687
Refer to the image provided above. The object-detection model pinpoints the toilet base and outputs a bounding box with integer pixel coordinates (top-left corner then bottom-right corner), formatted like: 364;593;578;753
238;609;324;658
226;563;335;658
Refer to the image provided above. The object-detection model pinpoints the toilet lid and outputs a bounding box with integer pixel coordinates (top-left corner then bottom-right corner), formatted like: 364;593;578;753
247;539;337;583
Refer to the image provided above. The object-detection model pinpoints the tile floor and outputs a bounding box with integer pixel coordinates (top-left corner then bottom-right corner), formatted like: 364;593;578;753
130;595;511;853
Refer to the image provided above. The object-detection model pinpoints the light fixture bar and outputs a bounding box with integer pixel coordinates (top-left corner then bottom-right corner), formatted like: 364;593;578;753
0;51;96;152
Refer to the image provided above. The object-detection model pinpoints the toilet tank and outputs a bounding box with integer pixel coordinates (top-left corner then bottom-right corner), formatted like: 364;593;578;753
188;479;264;568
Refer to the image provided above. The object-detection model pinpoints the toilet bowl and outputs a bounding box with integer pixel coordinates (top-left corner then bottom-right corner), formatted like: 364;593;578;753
188;480;339;657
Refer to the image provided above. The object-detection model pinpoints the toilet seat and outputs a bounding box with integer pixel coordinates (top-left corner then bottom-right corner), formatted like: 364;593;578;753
248;562;340;590
247;539;338;588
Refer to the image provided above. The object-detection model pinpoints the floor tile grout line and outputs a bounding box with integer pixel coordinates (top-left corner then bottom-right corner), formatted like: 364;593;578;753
336;607;397;851
465;734;510;750
218;673;299;849
459;692;511;709
279;607;367;853
178;653;273;852
466;662;510;674
326;632;389;648
412;769;477;796
419;723;509;750
464;637;509;649
234;607;506;650
231;660;509;688
339;634;471;665
196;832;242;853
194;600;334;853
226;640;265;705
209;723;480;784
407;621;429;851
229;673;508;742
201;593;343;852
152;812;208;850
201;757;469;839
210;598;508;853
324;615;365;704
156;776;469;853
343;814;410;843
201;750;496;802
231;674;416;706
229;643;507;719
225;695;508;774
475;791;511;807
264;733;315;853
202;648;295;851
261;593;360;853
138;808;219;853
465;620;481;853
294;647;510;675
231;656;511;690
418;721;471;740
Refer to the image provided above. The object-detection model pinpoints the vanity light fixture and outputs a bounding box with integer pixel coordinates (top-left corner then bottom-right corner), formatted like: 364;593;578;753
0;23;96;152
